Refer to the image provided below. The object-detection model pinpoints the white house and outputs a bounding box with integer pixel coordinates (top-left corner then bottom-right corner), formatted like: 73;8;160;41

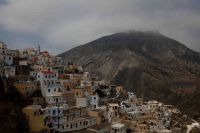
0;54;13;66
111;123;126;133
147;100;159;110
127;92;136;99
89;93;100;109
4;66;15;78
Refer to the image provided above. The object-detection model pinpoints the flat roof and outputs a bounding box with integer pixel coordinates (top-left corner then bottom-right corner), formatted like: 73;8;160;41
47;92;63;97
108;103;119;107
157;129;172;133
112;123;125;128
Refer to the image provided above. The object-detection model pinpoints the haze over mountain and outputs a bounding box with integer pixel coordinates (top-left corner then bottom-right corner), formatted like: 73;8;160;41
59;31;200;115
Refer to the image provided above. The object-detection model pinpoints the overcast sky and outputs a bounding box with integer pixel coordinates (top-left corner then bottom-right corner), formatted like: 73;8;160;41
0;0;199;55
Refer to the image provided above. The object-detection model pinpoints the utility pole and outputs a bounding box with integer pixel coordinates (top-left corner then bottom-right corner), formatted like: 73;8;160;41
37;44;40;55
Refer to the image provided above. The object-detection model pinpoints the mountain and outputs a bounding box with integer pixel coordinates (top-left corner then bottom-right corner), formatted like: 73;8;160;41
59;31;200;116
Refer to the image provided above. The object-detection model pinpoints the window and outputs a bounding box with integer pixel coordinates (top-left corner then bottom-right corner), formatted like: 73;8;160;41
48;89;50;92
53;110;56;115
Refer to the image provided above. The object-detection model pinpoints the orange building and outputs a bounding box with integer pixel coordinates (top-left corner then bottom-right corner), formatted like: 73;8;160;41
15;82;39;97
73;87;84;97
115;86;124;93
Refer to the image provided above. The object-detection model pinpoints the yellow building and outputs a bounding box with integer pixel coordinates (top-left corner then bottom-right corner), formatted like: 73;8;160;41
22;105;50;133
15;82;38;97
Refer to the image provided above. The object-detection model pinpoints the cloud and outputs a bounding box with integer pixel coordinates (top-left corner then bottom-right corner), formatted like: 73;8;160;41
0;0;200;54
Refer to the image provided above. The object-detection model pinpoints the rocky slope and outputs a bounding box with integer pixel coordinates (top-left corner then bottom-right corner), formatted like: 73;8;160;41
59;31;200;116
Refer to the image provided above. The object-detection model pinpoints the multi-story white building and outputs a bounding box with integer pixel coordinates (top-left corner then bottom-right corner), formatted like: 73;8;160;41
37;70;65;104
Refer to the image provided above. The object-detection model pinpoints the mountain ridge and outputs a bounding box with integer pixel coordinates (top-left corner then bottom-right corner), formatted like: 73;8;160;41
59;31;200;115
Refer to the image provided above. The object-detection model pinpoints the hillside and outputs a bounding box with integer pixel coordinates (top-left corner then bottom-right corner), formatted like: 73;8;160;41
59;31;200;116
0;78;28;133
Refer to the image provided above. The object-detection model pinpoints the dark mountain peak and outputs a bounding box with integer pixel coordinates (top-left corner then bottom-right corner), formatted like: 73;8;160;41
83;30;186;52
60;31;197;63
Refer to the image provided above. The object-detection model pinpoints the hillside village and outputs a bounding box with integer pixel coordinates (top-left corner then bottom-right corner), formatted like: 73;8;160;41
0;41;200;133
